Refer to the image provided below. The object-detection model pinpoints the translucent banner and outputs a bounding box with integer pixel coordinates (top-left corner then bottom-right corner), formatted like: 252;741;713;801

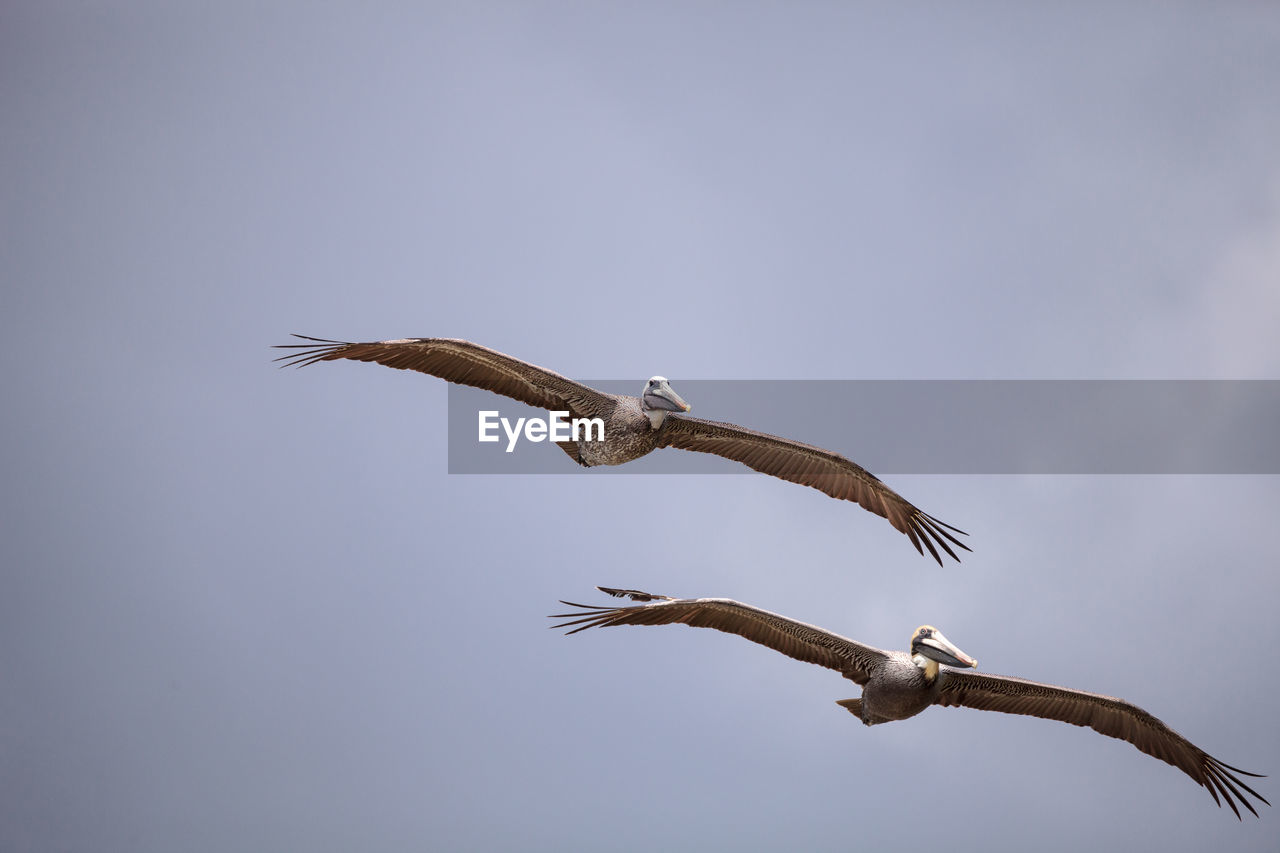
446;380;1280;474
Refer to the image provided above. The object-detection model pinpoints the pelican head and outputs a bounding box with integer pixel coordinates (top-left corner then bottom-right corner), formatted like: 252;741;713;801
910;625;977;678
642;376;691;417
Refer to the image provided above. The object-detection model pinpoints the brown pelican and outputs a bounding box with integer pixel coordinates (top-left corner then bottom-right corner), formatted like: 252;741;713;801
552;587;1269;818
274;335;968;564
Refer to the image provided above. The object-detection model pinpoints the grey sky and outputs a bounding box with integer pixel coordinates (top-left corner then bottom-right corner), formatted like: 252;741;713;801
3;3;1279;851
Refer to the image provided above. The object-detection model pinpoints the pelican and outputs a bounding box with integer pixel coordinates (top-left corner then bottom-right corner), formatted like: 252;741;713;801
552;587;1268;818
274;335;968;564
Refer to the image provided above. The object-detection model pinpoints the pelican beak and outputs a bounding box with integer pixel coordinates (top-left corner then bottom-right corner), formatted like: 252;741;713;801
913;630;977;669
644;379;691;413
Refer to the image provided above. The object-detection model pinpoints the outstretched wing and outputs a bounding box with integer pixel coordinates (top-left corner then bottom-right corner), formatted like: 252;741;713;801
657;415;968;565
552;587;886;684
274;335;617;420
936;668;1269;818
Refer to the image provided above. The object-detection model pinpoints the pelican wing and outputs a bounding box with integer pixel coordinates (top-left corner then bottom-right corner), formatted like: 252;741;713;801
935;668;1269;818
552;587;886;684
656;415;968;565
274;335;616;420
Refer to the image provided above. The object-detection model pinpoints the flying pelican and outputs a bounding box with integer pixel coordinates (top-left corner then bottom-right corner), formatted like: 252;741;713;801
274;335;968;564
552;587;1268;818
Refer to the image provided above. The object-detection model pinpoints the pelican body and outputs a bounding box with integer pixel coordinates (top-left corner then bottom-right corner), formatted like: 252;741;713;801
275;335;968;564
850;626;977;725
569;376;691;467
553;587;1268;818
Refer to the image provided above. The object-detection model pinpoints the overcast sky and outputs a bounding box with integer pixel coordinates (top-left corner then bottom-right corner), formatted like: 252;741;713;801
3;4;1280;852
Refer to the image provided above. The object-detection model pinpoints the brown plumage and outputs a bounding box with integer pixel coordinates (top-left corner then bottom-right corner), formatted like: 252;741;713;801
274;335;968;564
552;587;1269;818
